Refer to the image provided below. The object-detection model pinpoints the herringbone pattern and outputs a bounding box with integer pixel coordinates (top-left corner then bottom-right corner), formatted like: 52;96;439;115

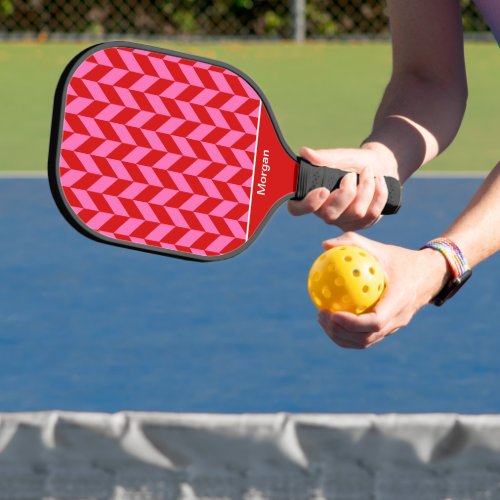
59;47;261;257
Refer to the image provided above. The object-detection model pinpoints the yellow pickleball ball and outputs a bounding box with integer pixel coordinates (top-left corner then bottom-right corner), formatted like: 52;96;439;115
308;245;385;314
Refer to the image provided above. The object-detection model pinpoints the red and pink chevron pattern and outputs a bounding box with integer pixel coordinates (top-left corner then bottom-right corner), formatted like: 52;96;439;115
59;46;262;257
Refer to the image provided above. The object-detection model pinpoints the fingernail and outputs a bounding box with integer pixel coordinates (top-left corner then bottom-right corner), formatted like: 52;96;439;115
318;188;329;200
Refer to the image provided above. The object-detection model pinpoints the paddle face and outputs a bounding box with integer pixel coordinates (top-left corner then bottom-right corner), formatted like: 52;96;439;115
49;42;298;261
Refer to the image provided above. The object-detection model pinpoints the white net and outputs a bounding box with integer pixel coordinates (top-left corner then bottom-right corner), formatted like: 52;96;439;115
0;412;500;499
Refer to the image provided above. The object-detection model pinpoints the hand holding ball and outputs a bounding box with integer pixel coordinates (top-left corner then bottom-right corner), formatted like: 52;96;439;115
308;245;385;314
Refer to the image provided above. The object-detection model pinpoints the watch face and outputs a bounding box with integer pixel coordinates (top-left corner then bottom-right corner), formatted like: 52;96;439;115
432;269;472;306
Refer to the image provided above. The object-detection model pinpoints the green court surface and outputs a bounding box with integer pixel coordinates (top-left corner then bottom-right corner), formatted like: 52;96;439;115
0;41;497;173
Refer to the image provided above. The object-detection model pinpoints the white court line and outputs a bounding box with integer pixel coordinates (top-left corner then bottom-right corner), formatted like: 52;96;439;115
0;171;47;178
414;170;487;178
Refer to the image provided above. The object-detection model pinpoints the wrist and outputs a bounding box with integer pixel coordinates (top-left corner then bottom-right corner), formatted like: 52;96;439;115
417;248;453;304
361;141;399;178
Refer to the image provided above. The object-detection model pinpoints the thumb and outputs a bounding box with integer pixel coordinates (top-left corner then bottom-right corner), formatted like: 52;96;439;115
322;231;369;250
299;146;364;170
299;146;327;166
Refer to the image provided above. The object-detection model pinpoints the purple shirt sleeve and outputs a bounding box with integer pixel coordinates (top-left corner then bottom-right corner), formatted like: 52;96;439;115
473;0;500;45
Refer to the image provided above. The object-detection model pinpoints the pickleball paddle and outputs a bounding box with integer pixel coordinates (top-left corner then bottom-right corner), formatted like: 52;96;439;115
48;41;401;261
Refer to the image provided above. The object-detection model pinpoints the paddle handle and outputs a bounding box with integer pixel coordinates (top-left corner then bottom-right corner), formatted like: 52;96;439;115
293;157;402;215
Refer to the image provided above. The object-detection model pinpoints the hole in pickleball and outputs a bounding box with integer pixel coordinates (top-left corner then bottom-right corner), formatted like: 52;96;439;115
356;306;366;314
322;286;332;299
369;267;376;275
352;269;360;277
362;285;369;293
344;256;352;262
313;271;321;282
334;277;344;287
378;284;382;291
333;303;342;311
359;251;367;257
342;295;351;304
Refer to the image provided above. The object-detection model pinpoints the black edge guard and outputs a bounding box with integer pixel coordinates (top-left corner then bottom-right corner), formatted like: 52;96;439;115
293;158;402;215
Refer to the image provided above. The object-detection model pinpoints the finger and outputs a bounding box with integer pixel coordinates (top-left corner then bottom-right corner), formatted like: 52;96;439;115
342;165;376;221
360;328;399;348
340;213;383;232
319;310;390;349
364;335;386;348
321;322;365;349
315;172;357;224
288;187;330;216
363;174;389;224
324;171;390;231
317;310;333;330
322;231;371;251
330;316;391;349
299;146;327;166
319;311;372;349
332;167;391;232
331;336;365;349
330;311;385;335
328;327;380;349
330;324;371;348
332;293;402;339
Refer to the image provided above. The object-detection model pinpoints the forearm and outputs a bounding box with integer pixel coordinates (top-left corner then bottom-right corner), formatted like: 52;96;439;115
363;73;467;182
361;0;467;183
418;162;500;303
441;162;500;267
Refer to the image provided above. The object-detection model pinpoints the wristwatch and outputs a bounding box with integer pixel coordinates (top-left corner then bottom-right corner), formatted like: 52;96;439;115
421;238;472;306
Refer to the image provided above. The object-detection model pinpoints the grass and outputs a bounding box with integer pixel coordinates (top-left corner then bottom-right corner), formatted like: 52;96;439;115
0;40;497;172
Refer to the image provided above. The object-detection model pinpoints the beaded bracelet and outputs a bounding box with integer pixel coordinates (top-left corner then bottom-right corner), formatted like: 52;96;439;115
421;238;472;306
421;238;470;278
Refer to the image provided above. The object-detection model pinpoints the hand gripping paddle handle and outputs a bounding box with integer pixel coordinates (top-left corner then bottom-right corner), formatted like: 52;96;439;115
293;158;402;215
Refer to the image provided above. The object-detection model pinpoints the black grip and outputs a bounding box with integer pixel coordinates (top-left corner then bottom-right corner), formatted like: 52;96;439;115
293;157;402;215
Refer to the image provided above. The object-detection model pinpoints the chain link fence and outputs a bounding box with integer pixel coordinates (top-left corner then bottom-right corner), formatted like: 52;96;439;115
0;0;491;40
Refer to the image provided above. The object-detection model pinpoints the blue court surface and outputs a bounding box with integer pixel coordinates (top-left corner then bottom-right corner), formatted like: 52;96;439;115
0;176;498;413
